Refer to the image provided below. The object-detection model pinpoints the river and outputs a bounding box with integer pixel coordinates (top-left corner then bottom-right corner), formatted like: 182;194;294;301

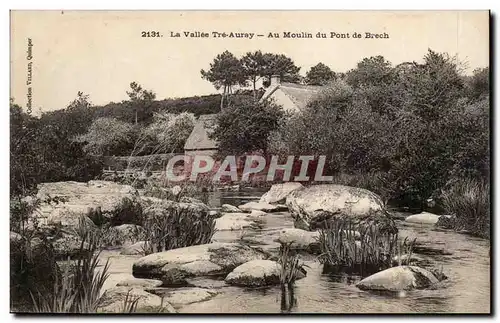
178;190;491;314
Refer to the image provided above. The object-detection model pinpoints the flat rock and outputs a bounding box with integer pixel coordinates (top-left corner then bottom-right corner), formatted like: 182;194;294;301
149;287;218;307
215;213;260;231
116;278;163;288
405;212;441;225
356;266;439;291
277;228;320;251
238;201;282;213
225;260;281;287
220;204;241;213
250;210;267;217
259;183;304;204
98;287;176;313
34;180;140;228
143;199;211;220
132;243;267;286
120;241;147;256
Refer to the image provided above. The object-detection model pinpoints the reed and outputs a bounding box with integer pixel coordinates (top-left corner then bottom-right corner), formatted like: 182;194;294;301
142;204;217;255
318;214;413;276
30;216;111;313
278;242;305;286
277;242;305;313
441;178;490;238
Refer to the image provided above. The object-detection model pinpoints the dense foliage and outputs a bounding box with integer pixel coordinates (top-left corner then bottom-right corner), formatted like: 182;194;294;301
305;62;336;85
210;96;285;156
268;50;489;210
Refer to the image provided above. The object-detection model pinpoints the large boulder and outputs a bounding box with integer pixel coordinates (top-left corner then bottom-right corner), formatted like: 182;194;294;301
405;212;441;225
34;181;141;228
277;228;320;252
132;243;267;286
356;266;439;291
98;287;176;313
285;184;386;230
260;183;304;204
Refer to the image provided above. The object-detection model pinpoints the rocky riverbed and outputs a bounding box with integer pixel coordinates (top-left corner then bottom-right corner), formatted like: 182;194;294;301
17;180;489;313
91;185;489;314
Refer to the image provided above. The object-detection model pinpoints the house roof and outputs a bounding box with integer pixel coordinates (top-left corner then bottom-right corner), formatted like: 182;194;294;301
184;114;219;151
261;82;322;111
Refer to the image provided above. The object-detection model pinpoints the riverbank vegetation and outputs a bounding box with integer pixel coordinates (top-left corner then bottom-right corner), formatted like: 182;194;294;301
10;50;489;232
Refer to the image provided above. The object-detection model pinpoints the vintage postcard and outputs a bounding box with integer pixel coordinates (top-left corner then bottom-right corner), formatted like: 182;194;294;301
10;10;490;314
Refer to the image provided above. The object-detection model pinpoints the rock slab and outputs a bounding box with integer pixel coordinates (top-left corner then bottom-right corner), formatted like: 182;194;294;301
132;243;267;286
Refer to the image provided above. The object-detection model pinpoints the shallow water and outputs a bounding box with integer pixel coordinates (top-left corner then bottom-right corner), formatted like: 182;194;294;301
180;190;491;314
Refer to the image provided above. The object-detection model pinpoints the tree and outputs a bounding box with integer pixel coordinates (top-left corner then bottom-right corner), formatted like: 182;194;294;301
126;82;156;124
76;117;137;156
241;50;267;98
305;63;336;85
346;55;394;88
210;97;285;156
140;112;196;154
201;51;247;110
262;53;301;84
397;49;465;121
10;94;103;197
466;67;489;101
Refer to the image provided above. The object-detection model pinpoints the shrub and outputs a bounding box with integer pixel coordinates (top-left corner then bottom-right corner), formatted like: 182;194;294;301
75;117;138;156
441;178;490;238
140;112;196;154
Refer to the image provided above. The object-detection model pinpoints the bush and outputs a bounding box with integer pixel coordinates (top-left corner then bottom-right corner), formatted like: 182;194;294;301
76;117;138;156
441;178;490;238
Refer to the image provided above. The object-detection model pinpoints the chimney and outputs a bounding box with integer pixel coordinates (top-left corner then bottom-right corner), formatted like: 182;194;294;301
270;75;281;87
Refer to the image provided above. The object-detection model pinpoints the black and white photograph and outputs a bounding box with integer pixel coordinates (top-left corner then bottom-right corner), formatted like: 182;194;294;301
9;10;491;314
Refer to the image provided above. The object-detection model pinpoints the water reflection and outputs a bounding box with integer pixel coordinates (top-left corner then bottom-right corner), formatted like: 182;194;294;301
280;284;297;313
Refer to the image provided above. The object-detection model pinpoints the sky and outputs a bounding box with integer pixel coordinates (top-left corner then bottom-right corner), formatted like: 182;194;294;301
10;10;489;113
